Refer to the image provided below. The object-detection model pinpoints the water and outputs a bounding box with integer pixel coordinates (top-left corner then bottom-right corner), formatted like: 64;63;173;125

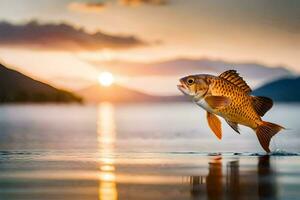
0;103;299;200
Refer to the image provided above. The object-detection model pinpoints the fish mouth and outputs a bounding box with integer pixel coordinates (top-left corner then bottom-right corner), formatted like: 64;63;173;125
177;80;189;95
177;79;185;89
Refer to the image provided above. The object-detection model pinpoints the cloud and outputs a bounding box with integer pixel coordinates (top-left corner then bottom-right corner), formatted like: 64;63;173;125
119;0;169;6
0;21;147;51
68;2;107;13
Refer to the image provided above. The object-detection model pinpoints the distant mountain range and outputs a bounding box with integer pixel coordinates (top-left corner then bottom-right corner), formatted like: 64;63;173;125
77;84;185;103
92;58;293;85
0;60;299;103
78;76;300;103
0;63;81;103
253;76;300;102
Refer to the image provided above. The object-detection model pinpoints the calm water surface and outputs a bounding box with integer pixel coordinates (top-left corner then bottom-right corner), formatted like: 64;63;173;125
0;103;299;200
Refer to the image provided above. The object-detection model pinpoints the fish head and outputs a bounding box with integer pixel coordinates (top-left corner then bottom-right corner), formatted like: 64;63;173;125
178;75;209;97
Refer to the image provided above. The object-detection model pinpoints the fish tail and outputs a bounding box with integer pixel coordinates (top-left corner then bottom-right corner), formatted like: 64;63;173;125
255;121;284;153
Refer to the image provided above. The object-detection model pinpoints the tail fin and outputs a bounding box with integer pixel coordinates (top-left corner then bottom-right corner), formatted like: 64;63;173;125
256;121;284;153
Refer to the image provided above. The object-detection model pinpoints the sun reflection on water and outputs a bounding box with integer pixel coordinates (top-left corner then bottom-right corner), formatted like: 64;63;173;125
97;102;118;200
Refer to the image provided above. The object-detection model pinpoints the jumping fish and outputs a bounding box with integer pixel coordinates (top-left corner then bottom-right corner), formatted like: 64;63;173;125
178;70;284;152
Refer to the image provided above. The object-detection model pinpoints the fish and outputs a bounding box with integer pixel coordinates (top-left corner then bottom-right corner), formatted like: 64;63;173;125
177;70;284;153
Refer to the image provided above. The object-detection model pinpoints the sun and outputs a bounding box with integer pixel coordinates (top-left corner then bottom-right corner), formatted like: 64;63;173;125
98;72;114;87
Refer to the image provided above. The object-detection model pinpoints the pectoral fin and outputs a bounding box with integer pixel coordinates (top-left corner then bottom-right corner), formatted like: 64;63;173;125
226;120;240;134
205;96;231;110
207;112;222;140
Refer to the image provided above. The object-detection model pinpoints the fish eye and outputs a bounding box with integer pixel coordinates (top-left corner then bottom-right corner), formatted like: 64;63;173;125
187;78;194;85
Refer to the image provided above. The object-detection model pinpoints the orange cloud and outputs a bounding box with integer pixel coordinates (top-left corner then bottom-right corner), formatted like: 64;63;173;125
68;2;107;13
120;0;169;6
0;21;148;51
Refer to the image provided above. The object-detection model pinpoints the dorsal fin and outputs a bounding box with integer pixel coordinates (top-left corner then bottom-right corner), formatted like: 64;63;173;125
219;70;252;94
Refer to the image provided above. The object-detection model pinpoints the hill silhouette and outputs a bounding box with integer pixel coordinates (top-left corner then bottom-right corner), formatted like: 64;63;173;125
253;76;300;102
0;63;82;103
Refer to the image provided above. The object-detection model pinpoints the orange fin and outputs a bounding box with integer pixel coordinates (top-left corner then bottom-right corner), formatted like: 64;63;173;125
251;96;273;117
207;112;222;140
256;121;284;152
219;70;252;94
205;96;231;109
226;120;240;134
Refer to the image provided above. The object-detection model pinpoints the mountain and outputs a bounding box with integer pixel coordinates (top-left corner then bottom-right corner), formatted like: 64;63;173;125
91;58;293;84
0;63;82;103
77;84;185;103
78;76;300;103
253;76;300;102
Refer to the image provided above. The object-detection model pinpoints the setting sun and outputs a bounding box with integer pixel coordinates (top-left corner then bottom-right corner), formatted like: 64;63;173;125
98;72;114;87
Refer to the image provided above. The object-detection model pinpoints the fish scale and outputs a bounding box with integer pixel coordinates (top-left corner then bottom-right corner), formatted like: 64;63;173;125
208;77;260;129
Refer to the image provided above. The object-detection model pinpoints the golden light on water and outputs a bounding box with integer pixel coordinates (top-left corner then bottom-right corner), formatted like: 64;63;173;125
97;102;118;200
98;72;114;87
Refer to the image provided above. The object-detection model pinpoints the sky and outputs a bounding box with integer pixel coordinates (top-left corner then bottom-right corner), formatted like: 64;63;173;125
0;0;299;95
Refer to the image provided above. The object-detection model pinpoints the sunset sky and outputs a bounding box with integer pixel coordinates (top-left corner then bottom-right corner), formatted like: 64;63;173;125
0;0;299;95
